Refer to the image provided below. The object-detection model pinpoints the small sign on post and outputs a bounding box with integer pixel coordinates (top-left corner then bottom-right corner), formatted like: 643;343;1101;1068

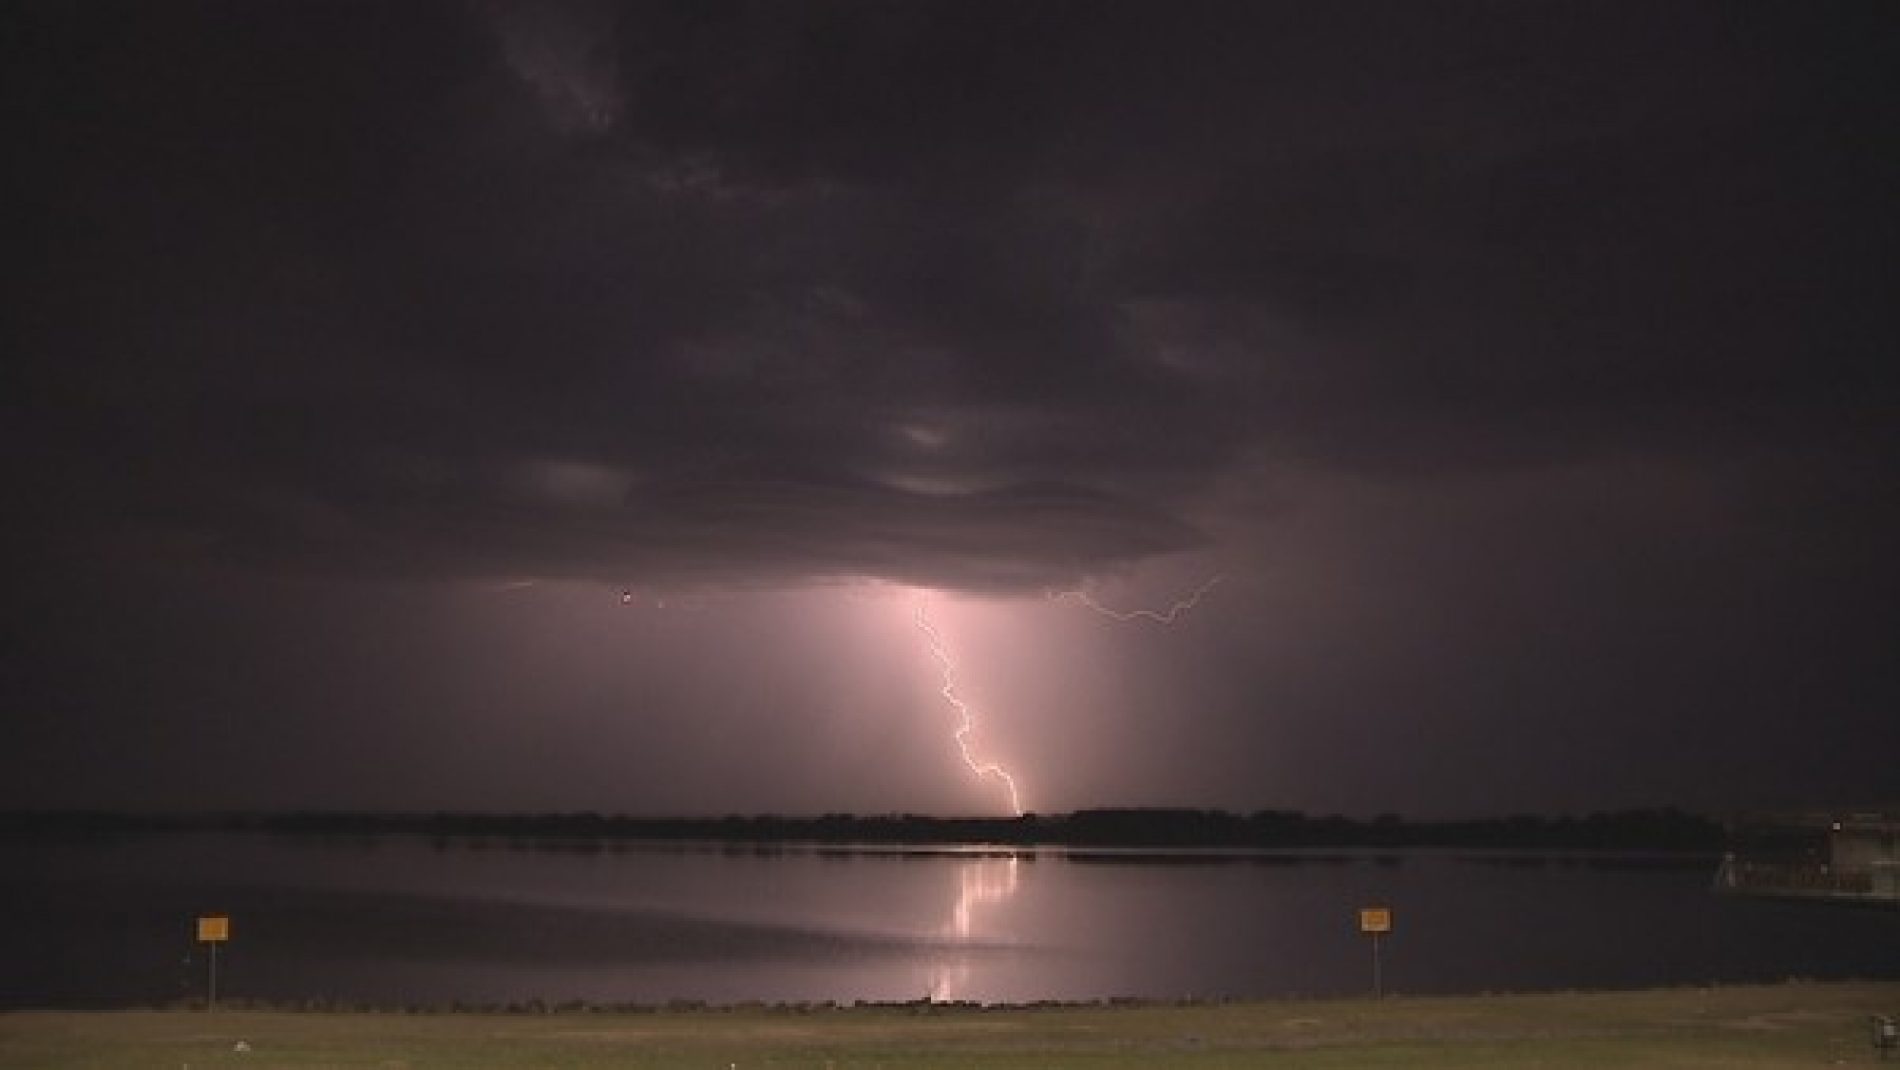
1358;906;1391;998
196;914;230;1009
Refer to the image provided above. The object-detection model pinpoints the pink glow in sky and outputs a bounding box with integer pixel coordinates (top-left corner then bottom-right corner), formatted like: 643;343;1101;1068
9;2;1897;818
425;571;1236;817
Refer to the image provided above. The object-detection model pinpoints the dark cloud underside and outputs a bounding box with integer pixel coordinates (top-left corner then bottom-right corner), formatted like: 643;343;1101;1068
3;0;1897;813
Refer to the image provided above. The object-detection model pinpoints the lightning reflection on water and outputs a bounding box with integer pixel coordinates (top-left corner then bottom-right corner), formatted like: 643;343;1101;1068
928;854;1022;1001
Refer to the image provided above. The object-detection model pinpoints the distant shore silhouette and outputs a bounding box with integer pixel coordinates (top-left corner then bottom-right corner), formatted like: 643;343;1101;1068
0;806;1724;851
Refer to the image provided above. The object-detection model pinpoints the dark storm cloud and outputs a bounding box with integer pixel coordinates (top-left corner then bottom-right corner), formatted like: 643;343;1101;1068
6;0;1279;592
5;0;1900;816
9;0;1893;595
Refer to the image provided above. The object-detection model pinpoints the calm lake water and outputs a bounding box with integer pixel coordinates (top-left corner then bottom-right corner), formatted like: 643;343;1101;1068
6;834;1897;1008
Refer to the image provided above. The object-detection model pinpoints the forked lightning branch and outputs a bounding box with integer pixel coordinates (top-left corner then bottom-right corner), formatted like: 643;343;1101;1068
912;577;1222;816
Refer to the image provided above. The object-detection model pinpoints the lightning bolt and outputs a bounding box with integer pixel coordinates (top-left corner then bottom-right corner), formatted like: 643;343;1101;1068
1050;574;1225;624
914;601;1026;817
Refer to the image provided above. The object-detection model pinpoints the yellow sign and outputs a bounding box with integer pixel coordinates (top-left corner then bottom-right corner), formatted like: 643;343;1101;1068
1358;907;1392;934
197;915;230;943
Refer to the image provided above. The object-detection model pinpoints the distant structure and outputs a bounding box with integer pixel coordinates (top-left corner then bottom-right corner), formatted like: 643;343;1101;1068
1716;809;1900;907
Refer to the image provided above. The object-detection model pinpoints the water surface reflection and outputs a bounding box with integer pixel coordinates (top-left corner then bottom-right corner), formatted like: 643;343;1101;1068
929;854;1022;1001
4;836;1897;1007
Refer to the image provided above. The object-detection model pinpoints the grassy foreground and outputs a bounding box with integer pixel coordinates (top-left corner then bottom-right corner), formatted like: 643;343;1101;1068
4;983;1897;1068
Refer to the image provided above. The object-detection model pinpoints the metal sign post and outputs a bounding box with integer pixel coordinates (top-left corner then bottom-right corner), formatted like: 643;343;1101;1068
196;915;230;1009
1358;907;1391;998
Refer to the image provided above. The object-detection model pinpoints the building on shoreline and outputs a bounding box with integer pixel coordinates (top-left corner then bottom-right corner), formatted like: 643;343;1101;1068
1716;810;1900;907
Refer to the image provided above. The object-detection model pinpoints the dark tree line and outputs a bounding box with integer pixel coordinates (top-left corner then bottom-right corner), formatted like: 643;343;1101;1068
1;806;1725;851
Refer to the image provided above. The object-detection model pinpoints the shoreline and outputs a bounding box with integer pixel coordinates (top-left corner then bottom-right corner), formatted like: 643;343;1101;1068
1;806;1731;853
5;977;1884;1016
7;981;1898;1068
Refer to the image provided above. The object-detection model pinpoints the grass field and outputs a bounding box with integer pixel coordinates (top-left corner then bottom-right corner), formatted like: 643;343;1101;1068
4;982;1897;1068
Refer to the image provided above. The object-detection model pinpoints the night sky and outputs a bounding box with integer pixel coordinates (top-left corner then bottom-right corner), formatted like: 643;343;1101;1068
5;1;1897;818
